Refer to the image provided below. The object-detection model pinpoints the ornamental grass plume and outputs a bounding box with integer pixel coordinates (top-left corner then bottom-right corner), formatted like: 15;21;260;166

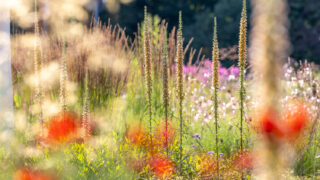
162;28;170;155
238;0;247;178
176;11;184;172
34;0;44;137
250;0;290;178
144;6;153;136
212;17;220;179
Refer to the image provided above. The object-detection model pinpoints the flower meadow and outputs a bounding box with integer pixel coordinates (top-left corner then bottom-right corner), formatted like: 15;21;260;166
2;0;320;179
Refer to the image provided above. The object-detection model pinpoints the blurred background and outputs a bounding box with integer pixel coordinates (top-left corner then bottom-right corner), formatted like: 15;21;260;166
9;0;320;65
104;0;320;64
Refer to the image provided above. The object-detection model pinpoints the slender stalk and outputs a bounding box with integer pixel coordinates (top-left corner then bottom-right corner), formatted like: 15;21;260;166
82;68;90;139
176;11;184;172
34;0;44;136
212;17;220;179
238;0;247;178
143;6;153;137
162;28;169;156
60;40;68;111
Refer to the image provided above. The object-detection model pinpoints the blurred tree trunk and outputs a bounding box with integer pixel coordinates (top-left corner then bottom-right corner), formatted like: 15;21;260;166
0;5;14;139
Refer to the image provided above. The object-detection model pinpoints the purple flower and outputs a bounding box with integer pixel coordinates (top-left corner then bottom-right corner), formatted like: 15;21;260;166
208;151;214;154
219;153;224;157
193;133;201;139
183;66;197;75
219;67;228;77
203;59;212;69
228;66;240;77
192;145;196;148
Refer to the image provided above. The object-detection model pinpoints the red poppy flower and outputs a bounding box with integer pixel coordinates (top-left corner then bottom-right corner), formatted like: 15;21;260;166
125;123;148;146
149;154;175;179
232;150;253;170
46;112;79;144
256;108;284;138
14;168;55;180
154;121;175;147
283;101;308;138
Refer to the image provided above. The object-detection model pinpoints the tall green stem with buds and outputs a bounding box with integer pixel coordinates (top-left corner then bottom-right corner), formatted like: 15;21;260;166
239;0;247;155
144;6;153;136
162;29;170;156
212;17;220;179
239;0;247;178
176;11;184;172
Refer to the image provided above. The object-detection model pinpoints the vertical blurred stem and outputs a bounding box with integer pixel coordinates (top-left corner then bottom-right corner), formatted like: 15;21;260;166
82;68;90;139
162;29;169;156
0;3;14;140
176;11;184;173
144;6;153;140
212;17;220;179
251;0;289;178
34;0;44;137
60;40;68;111
238;0;247;178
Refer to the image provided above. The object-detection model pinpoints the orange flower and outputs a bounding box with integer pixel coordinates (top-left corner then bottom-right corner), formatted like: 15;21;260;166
46;112;79;144
125;123;148;146
149;154;175;179
154;121;175;147
197;154;218;179
232;150;253;170
14;168;55;180
283;101;308;138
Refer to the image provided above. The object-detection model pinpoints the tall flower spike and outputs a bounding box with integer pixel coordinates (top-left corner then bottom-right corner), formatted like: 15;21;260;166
60;40;68;111
162;28;170;155
176;10;184;172
144;6;153;136
212;17;220;179
34;0;44;136
82;69;91;139
238;0;247;177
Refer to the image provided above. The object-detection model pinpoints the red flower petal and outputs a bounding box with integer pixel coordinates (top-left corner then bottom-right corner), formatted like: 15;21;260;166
283;101;308;138
14;168;56;180
46;111;79;144
149;154;175;179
